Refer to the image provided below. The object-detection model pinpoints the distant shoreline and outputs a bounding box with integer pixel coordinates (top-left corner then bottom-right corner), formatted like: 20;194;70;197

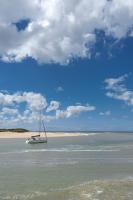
1;129;133;133
0;130;133;139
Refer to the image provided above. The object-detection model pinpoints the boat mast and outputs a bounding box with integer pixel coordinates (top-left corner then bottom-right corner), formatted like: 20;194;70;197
42;119;47;142
39;108;47;142
38;109;41;136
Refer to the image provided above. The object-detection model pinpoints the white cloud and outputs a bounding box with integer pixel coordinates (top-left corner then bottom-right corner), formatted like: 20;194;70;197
1;107;19;115
46;100;60;112
56;86;64;92
0;0;133;64
105;74;128;91
22;92;47;111
0;91;47;111
105;74;133;106
0;91;95;128
56;105;96;119
99;110;111;116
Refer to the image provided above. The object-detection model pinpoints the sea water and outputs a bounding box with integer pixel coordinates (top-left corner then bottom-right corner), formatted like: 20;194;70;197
0;132;133;199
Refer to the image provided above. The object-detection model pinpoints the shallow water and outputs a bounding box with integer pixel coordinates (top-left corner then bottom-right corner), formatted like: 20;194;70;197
0;132;133;199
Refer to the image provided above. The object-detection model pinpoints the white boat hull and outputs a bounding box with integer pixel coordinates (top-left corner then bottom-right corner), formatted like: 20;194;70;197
26;138;47;144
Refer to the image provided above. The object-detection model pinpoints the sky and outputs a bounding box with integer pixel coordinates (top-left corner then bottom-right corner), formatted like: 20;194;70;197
0;0;133;131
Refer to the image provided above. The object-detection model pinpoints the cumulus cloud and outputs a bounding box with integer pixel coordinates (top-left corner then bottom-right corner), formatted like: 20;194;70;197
46;100;60;112
99;110;111;116
0;91;95;128
105;74;128;91
56;105;96;119
1;107;19;116
105;74;133;106
0;0;133;64
0;91;47;111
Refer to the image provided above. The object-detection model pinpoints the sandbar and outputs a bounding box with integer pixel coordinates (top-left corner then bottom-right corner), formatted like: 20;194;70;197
0;131;87;138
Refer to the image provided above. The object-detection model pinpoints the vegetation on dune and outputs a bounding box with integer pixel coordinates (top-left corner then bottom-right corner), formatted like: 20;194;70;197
0;128;29;132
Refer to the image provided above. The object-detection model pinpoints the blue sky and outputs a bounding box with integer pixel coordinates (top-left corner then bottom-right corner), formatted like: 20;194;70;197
0;0;133;131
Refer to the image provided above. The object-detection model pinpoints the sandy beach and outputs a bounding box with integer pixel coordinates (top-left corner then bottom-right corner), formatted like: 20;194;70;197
0;131;85;138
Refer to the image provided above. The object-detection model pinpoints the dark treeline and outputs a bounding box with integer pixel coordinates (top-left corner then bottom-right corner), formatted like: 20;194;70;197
0;128;29;132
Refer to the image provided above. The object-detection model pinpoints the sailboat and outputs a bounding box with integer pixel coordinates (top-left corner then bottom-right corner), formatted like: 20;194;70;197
26;111;48;144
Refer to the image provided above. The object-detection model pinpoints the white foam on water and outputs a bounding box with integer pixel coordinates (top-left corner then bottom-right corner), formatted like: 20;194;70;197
23;148;120;153
82;132;100;136
1;191;47;200
47;178;133;200
0;148;120;155
81;192;92;198
96;190;103;194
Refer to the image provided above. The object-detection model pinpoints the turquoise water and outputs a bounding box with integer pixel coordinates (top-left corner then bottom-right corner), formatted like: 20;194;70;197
0;132;133;199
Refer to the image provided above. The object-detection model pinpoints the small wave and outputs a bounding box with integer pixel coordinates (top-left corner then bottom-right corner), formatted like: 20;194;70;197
49;179;133;200
1;191;47;200
24;148;120;153
0;148;120;155
2;179;133;200
81;132;99;136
